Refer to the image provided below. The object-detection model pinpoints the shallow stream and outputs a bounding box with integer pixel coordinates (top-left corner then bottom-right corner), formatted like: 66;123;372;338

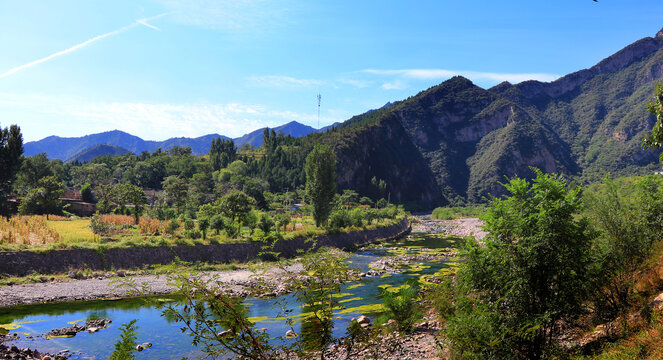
0;232;459;359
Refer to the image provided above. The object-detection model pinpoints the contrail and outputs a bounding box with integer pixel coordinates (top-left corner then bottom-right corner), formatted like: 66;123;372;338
138;19;161;31
0;12;169;78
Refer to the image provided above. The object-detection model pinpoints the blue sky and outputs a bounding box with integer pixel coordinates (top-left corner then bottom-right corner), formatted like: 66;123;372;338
1;1;662;142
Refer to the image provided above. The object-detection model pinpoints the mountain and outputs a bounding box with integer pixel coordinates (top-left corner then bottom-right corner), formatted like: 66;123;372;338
25;121;324;160
24;130;229;160
233;121;318;148
67;144;131;163
318;27;663;206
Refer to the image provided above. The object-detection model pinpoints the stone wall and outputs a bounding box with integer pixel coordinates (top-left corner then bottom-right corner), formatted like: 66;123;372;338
0;218;410;277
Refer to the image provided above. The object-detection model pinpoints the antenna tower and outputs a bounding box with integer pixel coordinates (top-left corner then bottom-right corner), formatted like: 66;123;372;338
317;93;321;129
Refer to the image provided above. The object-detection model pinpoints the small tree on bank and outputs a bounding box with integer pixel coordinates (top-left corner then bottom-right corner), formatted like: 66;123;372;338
446;169;595;359
305;144;337;227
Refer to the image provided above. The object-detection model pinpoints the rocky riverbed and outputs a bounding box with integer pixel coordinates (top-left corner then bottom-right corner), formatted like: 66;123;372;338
0;263;304;307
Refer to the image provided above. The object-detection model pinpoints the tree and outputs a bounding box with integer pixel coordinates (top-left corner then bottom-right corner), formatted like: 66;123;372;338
198;217;210;239
118;184;146;225
95;183;114;214
642;82;663;155
209;138;237;171
218;190;256;225
80;183;94;203
18;176;64;215
16;153;52;190
446;170;594;359
163;176;188;214
257;213;274;234
210;214;225;235
305;144;337;227
0;124;23;217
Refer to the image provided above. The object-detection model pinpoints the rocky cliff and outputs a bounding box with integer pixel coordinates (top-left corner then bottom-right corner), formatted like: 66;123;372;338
329;28;663;206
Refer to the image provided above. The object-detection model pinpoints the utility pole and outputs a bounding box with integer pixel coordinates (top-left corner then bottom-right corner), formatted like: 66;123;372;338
317;93;321;129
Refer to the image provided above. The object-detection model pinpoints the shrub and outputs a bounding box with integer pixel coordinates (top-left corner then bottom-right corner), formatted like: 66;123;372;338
257;214;274;234
378;282;422;333
166;219;180;235
89;214;112;236
183;218;195;231
446;170;595;359
110;319;139;360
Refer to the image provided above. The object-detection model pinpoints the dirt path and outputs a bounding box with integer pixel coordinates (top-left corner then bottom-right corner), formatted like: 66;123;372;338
0;264;303;307
412;216;486;240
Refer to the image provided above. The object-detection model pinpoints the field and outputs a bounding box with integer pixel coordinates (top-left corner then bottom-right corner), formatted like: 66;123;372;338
0;213;405;252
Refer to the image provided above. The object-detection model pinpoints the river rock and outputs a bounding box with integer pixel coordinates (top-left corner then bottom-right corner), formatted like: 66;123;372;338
141;342;152;348
285;330;297;338
135;345;144;351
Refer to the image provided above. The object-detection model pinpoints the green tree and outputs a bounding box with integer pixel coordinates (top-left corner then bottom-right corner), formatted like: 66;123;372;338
218;190;256;225
18;176;64;215
305;144;337;227
209;138;237;171
163;176;188;214
446;170;594;359
80;183;94;203
16;153;52;190
0;124;23;217
118;184;146;225
94;183;114;214
257;213;274;234
210;214;225;235
198;217;210;239
642;82;663;154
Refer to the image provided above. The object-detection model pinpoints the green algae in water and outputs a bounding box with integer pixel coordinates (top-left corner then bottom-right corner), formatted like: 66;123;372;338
339;297;363;303
347;283;364;289
0;320;45;331
331;293;353;298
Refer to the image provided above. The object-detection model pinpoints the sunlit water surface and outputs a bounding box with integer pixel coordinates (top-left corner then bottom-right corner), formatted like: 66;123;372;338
0;233;459;359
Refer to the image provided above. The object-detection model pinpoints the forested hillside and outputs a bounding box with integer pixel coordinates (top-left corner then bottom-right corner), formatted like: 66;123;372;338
321;28;663;205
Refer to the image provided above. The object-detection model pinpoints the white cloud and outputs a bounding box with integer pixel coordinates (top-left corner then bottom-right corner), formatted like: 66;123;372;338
363;68;560;85
381;80;408;90
337;78;372;88
157;0;291;31
0;93;342;141
0;13;168;79
246;75;324;88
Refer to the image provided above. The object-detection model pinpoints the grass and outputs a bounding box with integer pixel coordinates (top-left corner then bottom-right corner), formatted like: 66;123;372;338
573;314;663;360
46;219;95;243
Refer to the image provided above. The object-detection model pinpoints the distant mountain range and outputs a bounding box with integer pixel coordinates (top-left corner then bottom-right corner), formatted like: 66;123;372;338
24;121;336;161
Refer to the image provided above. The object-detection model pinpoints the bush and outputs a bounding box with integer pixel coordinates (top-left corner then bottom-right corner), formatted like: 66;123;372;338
89;214;112;235
378;282;422;333
445;170;595;359
183;218;195;231
584;175;663;322
166;219;180;235
328;210;351;230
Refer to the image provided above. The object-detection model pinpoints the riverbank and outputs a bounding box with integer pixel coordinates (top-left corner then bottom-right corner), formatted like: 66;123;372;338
0;262;304;307
0;218;410;277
